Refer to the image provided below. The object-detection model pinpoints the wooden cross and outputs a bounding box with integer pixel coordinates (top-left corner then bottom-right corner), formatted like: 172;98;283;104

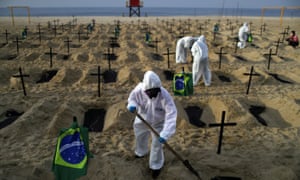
213;31;218;42
234;38;239;53
90;66;103;97
178;28;185;39
260;25;264;36
3;29;10;44
109;36;118;50
198;24;204;35
215;47;227;69
209;111;237;154
243;66;260;95
13;37;21;54
266;48;273;70
163;48;175;69
152;38;161;53
280;27;289;43
77;30;83;42
168;22;174;33
103;48;113;70
64;37;72;56
185;19;192;32
262;23;267;32
45;48;57;68
53;25;57;37
273;38;280;55
37;23;42;44
12;67;30;96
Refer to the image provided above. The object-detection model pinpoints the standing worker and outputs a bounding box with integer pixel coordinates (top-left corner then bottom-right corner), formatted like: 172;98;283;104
191;35;211;86
127;70;177;179
237;22;249;49
175;36;197;63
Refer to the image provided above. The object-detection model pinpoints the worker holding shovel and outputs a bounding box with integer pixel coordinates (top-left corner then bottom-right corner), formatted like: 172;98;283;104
127;70;177;179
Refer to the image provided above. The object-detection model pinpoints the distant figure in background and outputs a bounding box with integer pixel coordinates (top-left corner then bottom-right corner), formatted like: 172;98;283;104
175;36;197;63
213;23;219;33
22;26;28;39
286;30;299;48
237;22;249;49
145;31;151;44
191;35;211;86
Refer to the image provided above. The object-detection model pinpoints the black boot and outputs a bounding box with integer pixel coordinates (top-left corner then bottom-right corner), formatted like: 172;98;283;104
151;169;161;179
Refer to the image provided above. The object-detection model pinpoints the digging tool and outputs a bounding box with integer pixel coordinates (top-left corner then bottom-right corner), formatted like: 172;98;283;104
135;112;202;180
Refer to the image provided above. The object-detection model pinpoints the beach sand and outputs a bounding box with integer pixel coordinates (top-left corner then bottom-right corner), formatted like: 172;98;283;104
0;15;300;180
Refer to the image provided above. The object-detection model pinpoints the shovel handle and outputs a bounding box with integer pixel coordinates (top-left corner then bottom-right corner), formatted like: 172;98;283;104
135;112;202;180
135;113;185;162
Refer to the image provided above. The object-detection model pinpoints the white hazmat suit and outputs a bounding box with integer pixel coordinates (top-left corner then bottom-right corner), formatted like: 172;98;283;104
191;35;211;86
127;71;177;170
238;22;249;49
175;36;197;63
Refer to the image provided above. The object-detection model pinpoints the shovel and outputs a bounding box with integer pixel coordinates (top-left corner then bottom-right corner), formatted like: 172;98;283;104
135;112;202;180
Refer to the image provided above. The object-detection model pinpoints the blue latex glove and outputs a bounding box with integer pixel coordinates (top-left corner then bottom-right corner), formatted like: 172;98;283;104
158;137;166;144
128;106;136;113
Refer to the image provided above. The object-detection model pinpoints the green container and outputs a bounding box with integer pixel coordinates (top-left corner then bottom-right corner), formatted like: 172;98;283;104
173;72;193;96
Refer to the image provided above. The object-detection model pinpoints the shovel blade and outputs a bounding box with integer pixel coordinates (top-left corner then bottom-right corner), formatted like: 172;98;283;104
183;160;202;180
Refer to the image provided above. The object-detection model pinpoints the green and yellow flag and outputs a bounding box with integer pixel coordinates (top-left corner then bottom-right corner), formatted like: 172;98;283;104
52;119;91;180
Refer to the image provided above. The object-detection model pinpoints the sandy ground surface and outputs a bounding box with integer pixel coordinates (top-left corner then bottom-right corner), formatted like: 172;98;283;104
0;15;300;180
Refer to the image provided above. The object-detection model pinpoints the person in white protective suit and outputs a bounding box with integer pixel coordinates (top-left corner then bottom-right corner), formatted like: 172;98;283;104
191;35;211;86
237;22;249;49
175;36;197;63
127;70;177;179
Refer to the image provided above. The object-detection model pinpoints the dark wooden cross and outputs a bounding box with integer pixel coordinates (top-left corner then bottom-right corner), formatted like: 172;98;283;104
64;37;72;56
209;111;237;154
262;23;267;32
213;31;218;42
53;25;57;37
185;19;192;32
280;27;289;43
163;48;175;69
267;48;273;70
45;48;57;68
198;24;204;35
230;23;235;36
61;24;65;32
152;38;161;53
103;48;113;70
3;29;10;44
243;66;260;95
273;38;280;55
37;23;42;44
90;66;103;97
12;67;30;96
215;47;227;69
234;38;239;53
178;28;185;39
77;30;83;42
13;37;21;54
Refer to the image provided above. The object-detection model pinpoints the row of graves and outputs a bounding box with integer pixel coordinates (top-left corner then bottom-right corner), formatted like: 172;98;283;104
1;16;297;124
1;17;299;178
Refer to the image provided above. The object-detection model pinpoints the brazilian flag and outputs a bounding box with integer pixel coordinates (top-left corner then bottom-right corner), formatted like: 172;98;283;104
173;72;193;96
52;118;92;180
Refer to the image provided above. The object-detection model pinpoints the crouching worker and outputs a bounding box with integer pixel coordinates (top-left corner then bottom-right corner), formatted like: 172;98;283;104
286;30;299;48
176;36;197;63
127;70;177;179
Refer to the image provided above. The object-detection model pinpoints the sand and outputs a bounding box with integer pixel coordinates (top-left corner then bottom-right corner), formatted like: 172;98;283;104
0;15;300;180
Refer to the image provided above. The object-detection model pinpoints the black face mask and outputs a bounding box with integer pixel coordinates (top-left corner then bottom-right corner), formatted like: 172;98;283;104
145;88;161;99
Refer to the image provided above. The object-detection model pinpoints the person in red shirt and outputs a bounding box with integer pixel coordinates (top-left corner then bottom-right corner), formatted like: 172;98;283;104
286;30;299;48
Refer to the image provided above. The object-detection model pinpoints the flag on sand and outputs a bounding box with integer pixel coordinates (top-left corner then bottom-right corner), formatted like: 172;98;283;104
52;118;92;180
